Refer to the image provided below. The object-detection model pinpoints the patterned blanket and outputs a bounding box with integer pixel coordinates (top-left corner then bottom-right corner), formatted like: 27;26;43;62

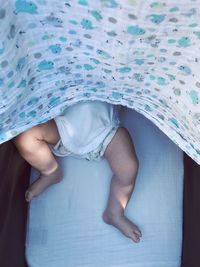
0;0;200;163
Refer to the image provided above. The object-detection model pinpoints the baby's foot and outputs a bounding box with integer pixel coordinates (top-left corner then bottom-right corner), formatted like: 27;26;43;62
103;211;142;243
25;167;63;202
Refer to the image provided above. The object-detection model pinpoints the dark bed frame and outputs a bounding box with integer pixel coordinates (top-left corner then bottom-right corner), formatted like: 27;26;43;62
0;141;199;267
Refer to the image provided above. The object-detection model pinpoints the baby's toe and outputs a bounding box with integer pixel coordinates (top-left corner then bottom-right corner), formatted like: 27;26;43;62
135;228;142;237
25;190;33;202
130;232;140;243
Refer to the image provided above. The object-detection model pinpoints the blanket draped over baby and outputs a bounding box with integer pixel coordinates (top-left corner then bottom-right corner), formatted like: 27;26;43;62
0;0;200;164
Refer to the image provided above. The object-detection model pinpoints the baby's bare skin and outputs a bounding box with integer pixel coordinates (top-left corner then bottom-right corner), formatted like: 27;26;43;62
14;121;141;242
103;127;141;242
14;120;62;202
25;167;62;202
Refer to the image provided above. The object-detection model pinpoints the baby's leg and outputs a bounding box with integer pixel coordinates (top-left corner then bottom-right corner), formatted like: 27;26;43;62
13;120;62;202
103;127;141;242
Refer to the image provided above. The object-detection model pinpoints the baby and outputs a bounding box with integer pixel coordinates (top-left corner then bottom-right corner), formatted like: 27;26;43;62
13;100;141;243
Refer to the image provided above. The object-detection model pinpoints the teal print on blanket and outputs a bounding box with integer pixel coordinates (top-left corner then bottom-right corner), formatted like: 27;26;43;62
127;25;146;35
16;57;27;72
83;64;95;70
48;97;61;107
169;118;179;128
81;19;94;29
91;11;103;21
112;92;123;100
42;14;63;28
90;58;101;65
27;97;40;106
134;59;145;65
96;50;112;59
101;0;118;8
8;25;17;39
145;105;153;112
1;0;200;165
173;88;181;96
178;37;191;47
169;6;179;12
194;31;200;39
19;112;25;119
15;1;38;14
48;44;62;54
38;60;54;71
78;0;88;6
118;67;131;73
188;90;199;105
146;14;166;24
178;65;192;76
151;2;167;8
157;77;168;86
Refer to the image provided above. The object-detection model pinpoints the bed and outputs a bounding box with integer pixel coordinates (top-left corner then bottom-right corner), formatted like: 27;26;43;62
26;108;184;267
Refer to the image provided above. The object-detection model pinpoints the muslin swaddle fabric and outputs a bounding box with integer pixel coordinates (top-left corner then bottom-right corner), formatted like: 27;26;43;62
0;0;200;163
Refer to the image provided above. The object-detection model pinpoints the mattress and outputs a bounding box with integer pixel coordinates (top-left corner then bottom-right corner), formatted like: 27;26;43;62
26;108;184;267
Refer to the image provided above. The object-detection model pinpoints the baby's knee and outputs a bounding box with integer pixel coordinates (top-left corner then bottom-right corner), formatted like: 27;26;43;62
14;132;30;151
126;158;139;179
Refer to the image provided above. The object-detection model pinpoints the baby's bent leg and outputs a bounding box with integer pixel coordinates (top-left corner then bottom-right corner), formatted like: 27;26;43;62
13;120;62;201
103;127;141;242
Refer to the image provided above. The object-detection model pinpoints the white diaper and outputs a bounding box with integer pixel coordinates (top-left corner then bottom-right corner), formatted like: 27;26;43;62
50;100;121;161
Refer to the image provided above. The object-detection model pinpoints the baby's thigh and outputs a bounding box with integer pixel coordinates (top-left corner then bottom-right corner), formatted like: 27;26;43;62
14;119;59;148
39;119;60;144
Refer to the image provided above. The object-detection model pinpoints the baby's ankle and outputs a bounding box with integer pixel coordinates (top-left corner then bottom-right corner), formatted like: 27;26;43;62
103;209;124;223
